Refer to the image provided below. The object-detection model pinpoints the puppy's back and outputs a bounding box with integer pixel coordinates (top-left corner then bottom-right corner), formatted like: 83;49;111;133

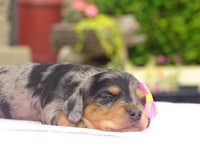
0;63;100;121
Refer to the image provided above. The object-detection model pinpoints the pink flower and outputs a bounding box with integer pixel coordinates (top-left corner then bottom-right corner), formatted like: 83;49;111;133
84;3;98;18
157;55;170;64
72;0;86;12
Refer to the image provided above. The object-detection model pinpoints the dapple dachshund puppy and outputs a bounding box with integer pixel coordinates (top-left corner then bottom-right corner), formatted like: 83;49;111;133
0;63;156;132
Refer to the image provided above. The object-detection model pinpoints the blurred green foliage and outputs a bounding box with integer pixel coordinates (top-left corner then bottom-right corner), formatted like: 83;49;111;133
93;0;200;65
75;15;123;57
75;14;125;68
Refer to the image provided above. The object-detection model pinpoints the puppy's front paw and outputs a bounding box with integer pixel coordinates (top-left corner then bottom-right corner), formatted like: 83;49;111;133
68;109;82;123
57;110;75;127
76;120;86;128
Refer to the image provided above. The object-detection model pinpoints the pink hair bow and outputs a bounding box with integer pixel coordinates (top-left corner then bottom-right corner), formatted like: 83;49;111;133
139;82;157;119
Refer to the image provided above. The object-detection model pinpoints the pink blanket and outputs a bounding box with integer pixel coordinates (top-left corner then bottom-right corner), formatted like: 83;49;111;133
1;102;200;149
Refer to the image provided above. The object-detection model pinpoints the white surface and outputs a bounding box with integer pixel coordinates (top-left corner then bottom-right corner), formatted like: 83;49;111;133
0;102;200;150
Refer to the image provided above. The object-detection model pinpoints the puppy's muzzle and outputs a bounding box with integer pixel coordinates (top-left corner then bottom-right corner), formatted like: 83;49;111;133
127;109;142;121
127;108;150;129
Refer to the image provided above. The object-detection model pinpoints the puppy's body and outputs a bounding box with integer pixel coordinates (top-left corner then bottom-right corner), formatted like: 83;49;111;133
0;63;151;131
0;63;99;124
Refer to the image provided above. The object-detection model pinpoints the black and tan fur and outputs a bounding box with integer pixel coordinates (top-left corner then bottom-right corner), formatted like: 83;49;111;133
0;63;150;132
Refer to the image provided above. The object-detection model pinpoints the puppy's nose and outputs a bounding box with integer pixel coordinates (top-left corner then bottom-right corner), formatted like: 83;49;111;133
127;109;142;121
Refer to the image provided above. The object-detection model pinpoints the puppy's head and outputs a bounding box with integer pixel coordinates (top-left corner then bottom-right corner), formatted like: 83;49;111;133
67;70;156;132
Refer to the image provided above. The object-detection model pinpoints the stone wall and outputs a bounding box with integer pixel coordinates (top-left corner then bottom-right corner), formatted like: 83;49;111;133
0;0;31;65
0;0;11;45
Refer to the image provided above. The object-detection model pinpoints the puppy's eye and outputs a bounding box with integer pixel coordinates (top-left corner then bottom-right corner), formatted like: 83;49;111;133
104;95;113;101
100;94;115;105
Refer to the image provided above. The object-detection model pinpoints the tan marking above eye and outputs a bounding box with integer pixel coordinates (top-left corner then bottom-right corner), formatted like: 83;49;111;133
107;86;120;95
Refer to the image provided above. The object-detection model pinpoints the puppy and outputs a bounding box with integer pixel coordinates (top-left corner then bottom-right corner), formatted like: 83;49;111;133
0;63;156;132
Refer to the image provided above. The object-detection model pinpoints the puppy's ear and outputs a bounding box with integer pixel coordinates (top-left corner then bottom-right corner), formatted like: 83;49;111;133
65;87;86;123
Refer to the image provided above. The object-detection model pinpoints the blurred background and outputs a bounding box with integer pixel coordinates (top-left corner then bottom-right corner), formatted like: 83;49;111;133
0;0;200;102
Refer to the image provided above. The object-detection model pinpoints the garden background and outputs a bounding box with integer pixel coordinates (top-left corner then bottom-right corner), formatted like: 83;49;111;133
0;0;200;99
94;0;200;66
